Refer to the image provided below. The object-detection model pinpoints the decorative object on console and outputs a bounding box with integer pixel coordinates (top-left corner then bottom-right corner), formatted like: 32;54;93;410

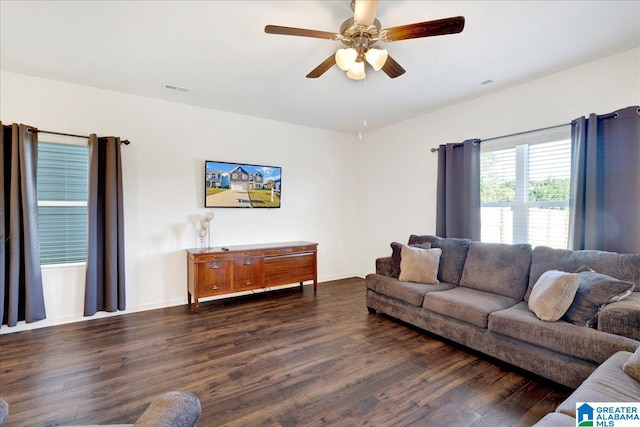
197;212;214;250
204;160;281;208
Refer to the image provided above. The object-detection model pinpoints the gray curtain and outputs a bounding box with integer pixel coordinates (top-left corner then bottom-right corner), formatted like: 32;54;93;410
1;123;46;326
84;135;126;316
569;106;640;253
436;139;481;240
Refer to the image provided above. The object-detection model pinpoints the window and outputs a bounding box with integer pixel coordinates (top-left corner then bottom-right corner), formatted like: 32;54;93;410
480;126;571;249
37;141;89;265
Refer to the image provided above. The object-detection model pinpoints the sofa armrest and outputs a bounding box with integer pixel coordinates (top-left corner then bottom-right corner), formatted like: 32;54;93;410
375;257;394;277
134;391;201;427
598;292;640;341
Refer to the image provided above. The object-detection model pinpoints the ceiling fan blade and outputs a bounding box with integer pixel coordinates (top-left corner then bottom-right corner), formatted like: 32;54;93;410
381;16;465;42
265;25;339;40
353;0;380;27
381;55;406;78
306;54;337;78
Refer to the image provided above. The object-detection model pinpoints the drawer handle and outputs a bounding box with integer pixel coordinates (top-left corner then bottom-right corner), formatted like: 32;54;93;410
212;285;219;290
210;263;219;269
244;260;252;266
245;281;252;286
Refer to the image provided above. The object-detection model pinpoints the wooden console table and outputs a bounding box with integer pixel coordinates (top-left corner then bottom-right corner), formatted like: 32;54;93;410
186;241;318;313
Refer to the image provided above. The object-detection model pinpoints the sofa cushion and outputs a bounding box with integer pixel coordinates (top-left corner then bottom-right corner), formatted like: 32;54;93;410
598;292;640;341
422;287;519;328
488;302;639;365
528;270;579;321
623;346;640;382
389;241;431;278
526;246;640;301
557;351;640;417
459;242;532;300
408;235;471;285
562;269;635;327
365;274;454;307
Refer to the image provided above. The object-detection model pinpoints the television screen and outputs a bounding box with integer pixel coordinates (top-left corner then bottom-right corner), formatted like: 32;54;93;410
204;160;282;208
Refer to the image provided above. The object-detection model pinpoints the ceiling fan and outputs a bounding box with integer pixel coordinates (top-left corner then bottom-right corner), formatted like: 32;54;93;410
264;0;465;80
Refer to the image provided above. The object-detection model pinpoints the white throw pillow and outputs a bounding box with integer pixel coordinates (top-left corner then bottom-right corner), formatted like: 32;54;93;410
528;270;579;321
398;245;441;285
623;346;640;382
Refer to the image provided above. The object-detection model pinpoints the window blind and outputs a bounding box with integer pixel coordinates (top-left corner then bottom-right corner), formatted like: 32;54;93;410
480;126;571;249
37;142;89;264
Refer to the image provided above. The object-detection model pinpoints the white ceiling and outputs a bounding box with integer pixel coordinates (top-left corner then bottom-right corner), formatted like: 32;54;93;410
1;1;639;135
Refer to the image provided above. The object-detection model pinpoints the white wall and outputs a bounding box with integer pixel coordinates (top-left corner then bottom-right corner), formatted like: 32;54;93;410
0;71;358;333
355;48;640;276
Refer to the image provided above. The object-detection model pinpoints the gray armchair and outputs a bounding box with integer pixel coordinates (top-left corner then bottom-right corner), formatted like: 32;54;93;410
129;391;201;427
0;391;201;427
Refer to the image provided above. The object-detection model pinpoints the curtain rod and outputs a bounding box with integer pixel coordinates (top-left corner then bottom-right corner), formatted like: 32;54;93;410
27;128;131;145
430;122;570;152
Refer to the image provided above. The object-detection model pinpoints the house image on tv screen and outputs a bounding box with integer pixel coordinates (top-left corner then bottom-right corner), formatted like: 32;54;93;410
204;161;281;208
207;166;265;190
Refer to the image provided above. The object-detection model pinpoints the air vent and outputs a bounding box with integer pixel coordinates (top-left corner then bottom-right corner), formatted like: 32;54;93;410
162;83;190;93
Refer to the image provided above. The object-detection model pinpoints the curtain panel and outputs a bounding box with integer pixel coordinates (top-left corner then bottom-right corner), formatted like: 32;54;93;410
84;135;126;316
435;139;481;240
1;123;46;326
569;106;640;253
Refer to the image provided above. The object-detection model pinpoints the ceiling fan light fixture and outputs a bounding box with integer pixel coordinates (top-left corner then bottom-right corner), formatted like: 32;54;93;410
364;48;388;71
346;60;366;80
335;48;358;71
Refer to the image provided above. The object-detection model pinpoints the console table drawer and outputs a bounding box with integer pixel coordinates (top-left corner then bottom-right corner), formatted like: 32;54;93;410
263;246;315;256
232;257;264;290
197;260;231;296
194;253;234;262
264;253;316;286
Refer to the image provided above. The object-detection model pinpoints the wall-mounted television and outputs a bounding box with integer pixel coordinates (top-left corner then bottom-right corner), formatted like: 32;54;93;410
204;160;282;208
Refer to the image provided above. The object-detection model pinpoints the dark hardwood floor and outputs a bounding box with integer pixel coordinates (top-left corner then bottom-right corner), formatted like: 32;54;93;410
0;278;571;426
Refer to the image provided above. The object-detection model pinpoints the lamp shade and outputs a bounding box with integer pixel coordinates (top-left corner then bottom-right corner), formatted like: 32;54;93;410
335;48;358;71
346;60;366;80
365;48;388;71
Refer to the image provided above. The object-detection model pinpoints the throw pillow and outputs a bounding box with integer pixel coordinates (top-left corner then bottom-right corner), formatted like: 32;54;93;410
399;245;441;285
528;270;579;321
390;241;431;278
562;267;635;327
623;346;640;382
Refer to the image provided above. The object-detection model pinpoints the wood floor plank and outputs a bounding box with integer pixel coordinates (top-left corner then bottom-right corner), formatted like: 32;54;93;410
0;278;571;426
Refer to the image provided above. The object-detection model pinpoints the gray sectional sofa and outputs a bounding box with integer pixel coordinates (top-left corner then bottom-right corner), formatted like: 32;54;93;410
533;347;640;426
365;235;640;389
